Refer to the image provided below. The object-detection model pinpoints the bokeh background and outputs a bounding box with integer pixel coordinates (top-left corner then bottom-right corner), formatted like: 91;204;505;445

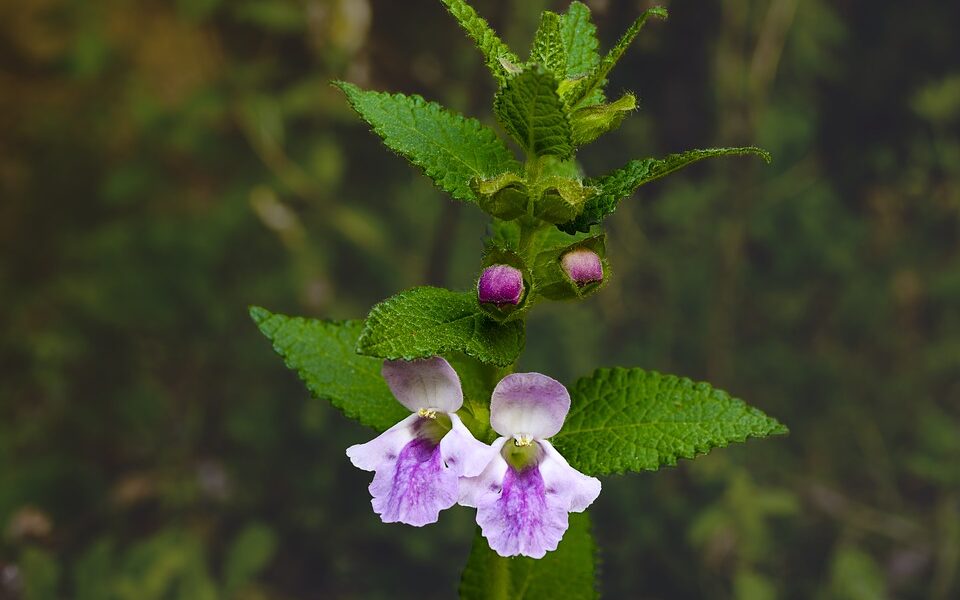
2;0;959;598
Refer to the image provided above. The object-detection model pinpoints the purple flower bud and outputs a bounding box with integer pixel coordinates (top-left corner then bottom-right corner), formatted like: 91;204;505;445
561;248;603;286
478;264;524;305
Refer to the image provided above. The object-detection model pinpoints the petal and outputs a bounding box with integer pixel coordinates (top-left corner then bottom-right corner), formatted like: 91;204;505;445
368;437;459;527
345;413;420;471
458;437;509;508
490;373;570;439
475;462;569;558
538;440;601;513
382;357;463;413
439;414;497;478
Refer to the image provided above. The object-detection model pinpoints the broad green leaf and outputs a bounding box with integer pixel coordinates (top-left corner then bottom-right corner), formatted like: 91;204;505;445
439;0;521;85
570;92;636;146
553;367;787;475
250;306;408;432
565;7;668;108
334;81;519;203
459;512;597;600
356;287;524;367
559;146;772;233
559;1;600;78
530;11;566;76
494;67;573;158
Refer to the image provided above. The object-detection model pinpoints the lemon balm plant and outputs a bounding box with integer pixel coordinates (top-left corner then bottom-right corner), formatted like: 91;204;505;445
251;1;786;596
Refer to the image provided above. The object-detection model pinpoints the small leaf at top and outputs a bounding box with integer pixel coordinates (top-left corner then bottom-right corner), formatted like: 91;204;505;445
335;81;519;203
250;307;408;432
357;287;525;367
494;67;573;158
570;92;637;146
530;11;567;76
559;1;601;79
439;0;521;85
564;6;668;108
552;367;788;476
558;146;772;233
459;512;598;600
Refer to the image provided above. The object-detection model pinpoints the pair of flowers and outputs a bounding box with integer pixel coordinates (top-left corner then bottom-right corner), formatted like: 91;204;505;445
347;357;600;559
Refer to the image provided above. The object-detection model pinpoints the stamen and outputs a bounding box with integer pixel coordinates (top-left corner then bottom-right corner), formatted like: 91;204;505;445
417;407;438;419
513;433;534;447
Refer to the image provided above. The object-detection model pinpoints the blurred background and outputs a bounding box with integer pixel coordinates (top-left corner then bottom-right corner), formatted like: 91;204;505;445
1;0;958;598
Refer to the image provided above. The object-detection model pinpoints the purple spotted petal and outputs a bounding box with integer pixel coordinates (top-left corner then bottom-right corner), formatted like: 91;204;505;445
490;373;570;439
538;440;601;513
367;435;459;526
561;248;603;285
440;414;497;478
477;264;524;305
382;357;463;413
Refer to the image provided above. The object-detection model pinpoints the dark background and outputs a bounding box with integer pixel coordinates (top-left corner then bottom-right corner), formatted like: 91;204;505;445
1;0;958;598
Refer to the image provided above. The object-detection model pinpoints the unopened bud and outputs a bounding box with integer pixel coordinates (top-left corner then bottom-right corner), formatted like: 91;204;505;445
477;264;524;305
561;248;603;286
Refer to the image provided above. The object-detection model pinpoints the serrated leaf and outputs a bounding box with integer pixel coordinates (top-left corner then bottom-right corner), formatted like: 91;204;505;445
250;306;408;432
560;1;600;78
439;0;520;85
565;7;668;108
334;81;519;203
494;67;573;158
356;287;524;367
530;11;567;76
559;146;772;233
552;367;787;475
459;512;597;600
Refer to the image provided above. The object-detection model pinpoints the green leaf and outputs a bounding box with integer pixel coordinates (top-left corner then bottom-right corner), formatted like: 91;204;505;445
565;7;668;108
459;512;598;600
532;175;591;224
439;0;521;85
250;306;408;432
559;146;772;233
334;81;519;203
356;287;525;367
559;1;600;78
473;172;529;220
570;92;636;146
530;11;567;76
494;67;573;158
552;367;787;475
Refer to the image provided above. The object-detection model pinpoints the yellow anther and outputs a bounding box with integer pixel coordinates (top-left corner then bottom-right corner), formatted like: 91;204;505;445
417;408;438;419
513;433;534;447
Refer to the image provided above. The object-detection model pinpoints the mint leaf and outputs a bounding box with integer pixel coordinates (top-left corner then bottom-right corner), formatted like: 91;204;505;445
552;367;787;475
560;2;600;78
439;0;521;85
565;7;668;108
250;307;408;432
530;11;567;76
356;287;524;367
459;512;597;600
559;146;772;233
494;67;573;158
334;81;519;203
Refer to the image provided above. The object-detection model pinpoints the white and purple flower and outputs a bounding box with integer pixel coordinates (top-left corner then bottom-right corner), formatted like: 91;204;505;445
459;373;601;558
346;357;495;526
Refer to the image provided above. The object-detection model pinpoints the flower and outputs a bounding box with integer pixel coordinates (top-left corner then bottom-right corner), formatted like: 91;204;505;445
561;248;603;286
477;264;524;305
459;373;601;558
346;357;496;526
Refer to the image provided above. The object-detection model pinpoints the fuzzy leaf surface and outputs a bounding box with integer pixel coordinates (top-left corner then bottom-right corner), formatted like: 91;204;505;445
335;81;519;202
530;11;567;76
357;287;524;367
559;146;772;233
250;307;407;432
553;367;787;475
439;0;520;85
459;512;597;600
494;67;572;158
560;1;601;78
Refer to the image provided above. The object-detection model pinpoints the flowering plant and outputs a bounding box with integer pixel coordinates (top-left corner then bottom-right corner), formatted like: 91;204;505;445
252;0;786;595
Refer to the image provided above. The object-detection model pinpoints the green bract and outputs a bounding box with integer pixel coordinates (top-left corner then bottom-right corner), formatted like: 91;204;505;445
251;1;786;596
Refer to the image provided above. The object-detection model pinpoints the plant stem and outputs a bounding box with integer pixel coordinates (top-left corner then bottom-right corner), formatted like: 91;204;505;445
489;552;511;599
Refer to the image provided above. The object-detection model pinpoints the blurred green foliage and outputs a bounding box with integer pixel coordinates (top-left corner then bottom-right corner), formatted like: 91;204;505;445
0;0;958;598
